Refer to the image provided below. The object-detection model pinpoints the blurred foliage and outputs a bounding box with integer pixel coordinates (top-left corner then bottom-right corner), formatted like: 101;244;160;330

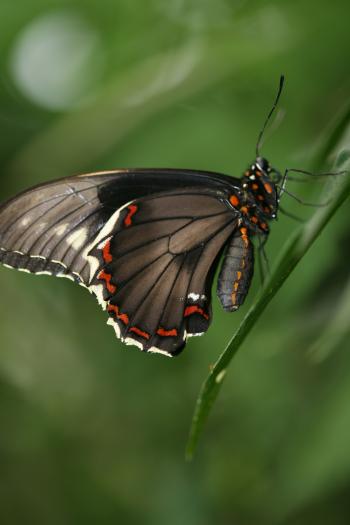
0;1;350;524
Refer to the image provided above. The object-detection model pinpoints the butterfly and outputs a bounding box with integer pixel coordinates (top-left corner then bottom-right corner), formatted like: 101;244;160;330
0;77;286;357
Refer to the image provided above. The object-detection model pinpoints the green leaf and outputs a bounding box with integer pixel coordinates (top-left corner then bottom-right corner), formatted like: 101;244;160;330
186;146;350;460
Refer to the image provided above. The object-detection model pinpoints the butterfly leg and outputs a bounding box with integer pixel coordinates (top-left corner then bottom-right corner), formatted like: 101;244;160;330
257;233;270;285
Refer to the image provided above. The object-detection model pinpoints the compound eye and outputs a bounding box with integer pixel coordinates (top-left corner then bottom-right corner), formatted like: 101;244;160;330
256;156;270;172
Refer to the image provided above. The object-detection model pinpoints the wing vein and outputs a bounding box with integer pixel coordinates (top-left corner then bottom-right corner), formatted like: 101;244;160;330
23;196;99;254
0;182;103;236
120;255;182;340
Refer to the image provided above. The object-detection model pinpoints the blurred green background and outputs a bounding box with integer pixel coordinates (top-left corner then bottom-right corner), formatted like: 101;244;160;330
0;1;350;524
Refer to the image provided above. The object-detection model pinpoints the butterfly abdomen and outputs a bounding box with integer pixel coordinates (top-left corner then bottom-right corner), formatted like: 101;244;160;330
217;227;254;312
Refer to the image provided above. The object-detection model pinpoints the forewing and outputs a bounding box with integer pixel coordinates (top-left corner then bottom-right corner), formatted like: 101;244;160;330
0;174;128;284
88;188;238;356
0;168;238;286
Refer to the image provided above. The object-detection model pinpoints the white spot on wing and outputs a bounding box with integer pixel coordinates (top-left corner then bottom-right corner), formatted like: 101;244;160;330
90;283;107;309
187;332;204;338
148;346;172;357
87;254;100;285
84;199;134;283
21;217;30;227
55;223;68;236
107;317;121;338
66;227;88;250
56;273;75;282
29;254;46;260
2;264;31;274
124;337;144;351
187;293;207;302
51;258;67;269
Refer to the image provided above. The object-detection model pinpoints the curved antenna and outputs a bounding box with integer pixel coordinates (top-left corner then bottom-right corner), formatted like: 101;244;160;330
256;75;285;157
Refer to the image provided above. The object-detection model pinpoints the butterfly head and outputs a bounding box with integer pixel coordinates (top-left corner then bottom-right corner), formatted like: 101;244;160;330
241;156;280;220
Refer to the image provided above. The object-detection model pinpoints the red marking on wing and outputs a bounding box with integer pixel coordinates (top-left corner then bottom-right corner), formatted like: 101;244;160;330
98;270;117;294
184;305;209;320
102;239;113;263
124;204;138;227
157;327;178;337
129;326;150;340
107;304;129;325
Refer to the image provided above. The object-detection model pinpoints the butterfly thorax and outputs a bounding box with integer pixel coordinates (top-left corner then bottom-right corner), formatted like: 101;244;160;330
229;156;278;234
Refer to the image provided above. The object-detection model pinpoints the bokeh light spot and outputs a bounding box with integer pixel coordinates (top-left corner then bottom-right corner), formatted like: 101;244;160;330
10;10;104;110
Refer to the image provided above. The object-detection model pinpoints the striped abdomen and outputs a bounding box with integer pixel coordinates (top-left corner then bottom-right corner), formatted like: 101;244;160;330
217;227;254;311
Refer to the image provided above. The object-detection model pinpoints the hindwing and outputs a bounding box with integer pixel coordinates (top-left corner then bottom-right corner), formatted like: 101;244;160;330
88;189;238;355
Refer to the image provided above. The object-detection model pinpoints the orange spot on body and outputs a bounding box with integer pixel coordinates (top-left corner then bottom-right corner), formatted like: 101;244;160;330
102;239;113;263
240;206;248;214
252;183;259;190
157;327;178;337
240;227;249;247
256;170;262;177
251;216;258;224
129;326;150;340
124;204;138;227
264;182;273;194
231;292;237;304
260;222;268;230
184;305;209;320
257;195;264;201
230;195;240;207
232;270;242;295
107;304;129;325
98;270;117;294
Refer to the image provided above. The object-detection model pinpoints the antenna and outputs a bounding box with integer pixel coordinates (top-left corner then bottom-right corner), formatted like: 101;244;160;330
256;75;285;157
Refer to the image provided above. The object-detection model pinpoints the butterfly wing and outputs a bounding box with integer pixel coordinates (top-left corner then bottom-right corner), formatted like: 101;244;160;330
0;169;239;286
0;173;125;285
88;188;238;356
0;170;240;356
